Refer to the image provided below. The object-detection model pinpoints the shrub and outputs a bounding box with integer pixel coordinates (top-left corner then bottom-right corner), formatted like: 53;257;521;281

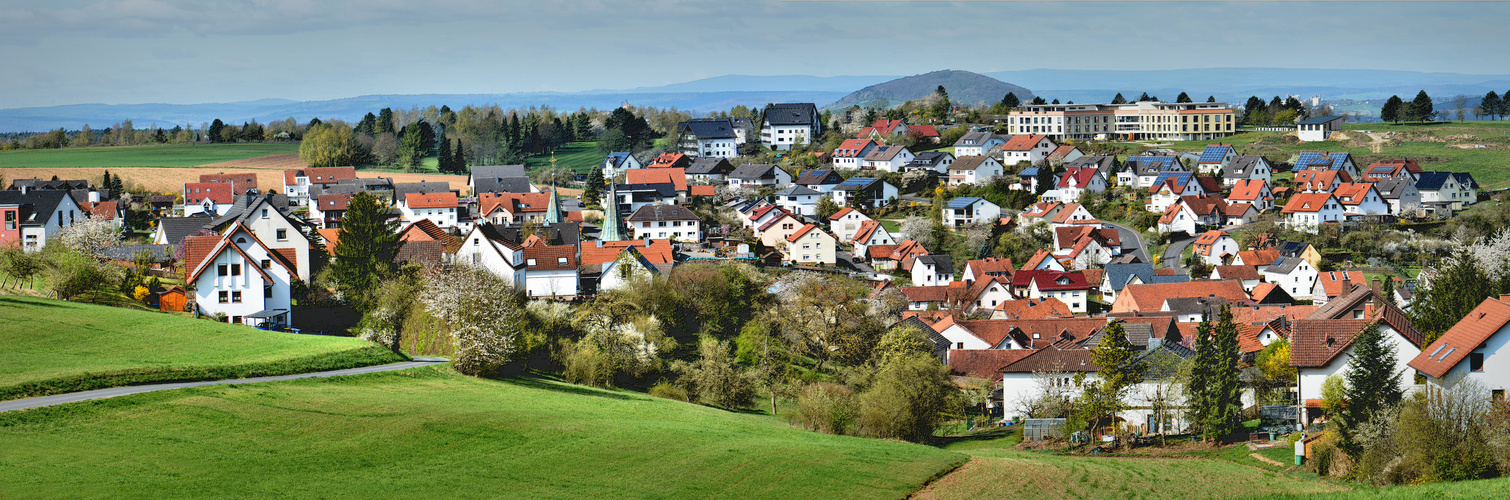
792;382;857;435
419;265;531;377
648;379;689;402
854;354;960;443
682;338;755;410
558;338;616;388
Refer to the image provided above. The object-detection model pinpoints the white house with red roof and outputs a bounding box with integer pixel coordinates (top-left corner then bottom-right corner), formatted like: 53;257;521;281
849;220;894;257
186;223;295;328
785;224;838;265
831;138;879;170
1145;173;1216;212
757;212;805;249
1293;170;1351;194
400;191;460;228
828;207;873;242
455;224;527;288
283;167;358;206
1192;229;1239;266
855;119;909;141
1282;193;1344;233
1408;295;1510;399
522;244;579;298
744;204;786;230
1019;269;1092;313
1330;182;1391;218
1156;201;1200;236
1226;179;1274;211
999;134;1058;166
1292;287;1424;424
310;194;352;230
860;145;915;173
183;182;239;216
1047;167;1107;202
1047;145;1084;164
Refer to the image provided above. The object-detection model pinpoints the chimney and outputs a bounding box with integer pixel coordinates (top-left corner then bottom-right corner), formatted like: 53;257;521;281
1365;303;1376;318
1341;275;1352;293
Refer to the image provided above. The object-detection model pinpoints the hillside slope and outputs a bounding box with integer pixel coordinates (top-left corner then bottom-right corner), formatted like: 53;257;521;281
0;366;965;498
828;70;1034;109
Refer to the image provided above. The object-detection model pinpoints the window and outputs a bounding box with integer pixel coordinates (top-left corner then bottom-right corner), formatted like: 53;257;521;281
265;287;273;298
218;264;229;276
1470;353;1484;372
1495;390;1505;402
261;208;269;219
219;291;229;303
276;229;288;241
557;257;568;266
232;316;241;324
956;342;964;349
261;259;271;269
526;259;537;266
231;264;241;276
232;291;242;303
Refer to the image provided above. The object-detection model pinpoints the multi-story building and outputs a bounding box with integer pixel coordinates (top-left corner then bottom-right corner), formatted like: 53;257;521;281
627;204;702;242
1006;101;1237;142
676;118;742;158
760;103;822;151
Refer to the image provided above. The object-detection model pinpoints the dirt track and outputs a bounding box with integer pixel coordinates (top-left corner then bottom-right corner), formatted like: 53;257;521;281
3;154;468;194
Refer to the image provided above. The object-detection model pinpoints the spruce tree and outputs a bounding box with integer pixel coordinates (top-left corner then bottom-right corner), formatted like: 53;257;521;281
1111;93;1127;105
1176;92;1192;103
1338;320;1404;456
1138;92;1152;102
583;166;604;209
438;138;453;173
1411;90;1434;122
1483;91;1502;121
452;140;467;175
1187;306;1243;442
1207;96;1217;103
1410;251;1493;343
102;170;111;192
331;192;400;312
377;108;395;135
1000;92;1021;109
209;119;225;143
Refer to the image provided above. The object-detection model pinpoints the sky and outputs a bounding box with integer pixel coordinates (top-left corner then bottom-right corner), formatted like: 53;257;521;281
1;0;1506;109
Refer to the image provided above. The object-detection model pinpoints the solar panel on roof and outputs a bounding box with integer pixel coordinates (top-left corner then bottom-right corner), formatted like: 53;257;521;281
1293;153;1321;171
1199;146;1228;163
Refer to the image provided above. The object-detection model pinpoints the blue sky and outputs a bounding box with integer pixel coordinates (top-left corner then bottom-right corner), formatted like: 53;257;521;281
1;1;1504;109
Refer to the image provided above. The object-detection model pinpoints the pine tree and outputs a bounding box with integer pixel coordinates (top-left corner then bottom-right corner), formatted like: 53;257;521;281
1138;92;1152;102
1000;92;1021;109
452;140;467;175
377;108;395;135
1410;251;1493;343
1207;96;1217;103
331;192;400;312
356;113;376;135
437;138;453;173
1111;93;1127;105
1080;321;1145;435
1483;91;1502;121
102;170;111;193
583;166;604;209
1051;99;1060;105
1410;90;1434;122
1030;96;1047;105
1176;92;1192;103
1187;306;1243;442
1381;96;1404;123
1338;320;1404;455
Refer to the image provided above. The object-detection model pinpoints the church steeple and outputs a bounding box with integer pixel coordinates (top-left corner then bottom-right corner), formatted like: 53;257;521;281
600;181;625;241
545;187;564;225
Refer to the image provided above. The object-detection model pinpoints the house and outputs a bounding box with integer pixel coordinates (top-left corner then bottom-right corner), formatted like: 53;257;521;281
398;219;460;260
854;119;910;141
947;156;1005;187
1110;280;1248;314
309;194;352;229
1156;196;1226;236
992;297;1073;320
183;223;296;328
726;164;792;189
1047;145;1084;164
899;286;951;311
1064;155;1117;182
601;152;643;179
647;153;692;170
1145;172;1217;212
522;244;579;298
849;220;895;256
905;151;955;173
1407;295;1510;401
1048;167;1107;202
1020;249;1067;274
676;118;742;158
860;145;915;172
911;254;955;286
1224;155;1274;187
578;240;673;294
183;182;240;216
1211;265;1261;291
626;168;689;200
1194;145;1237;174
831;139;879;170
400;191;460;228
1263;257;1319;298
1374;176;1422;215
454;224;527;288
1014;270;1092;314
1162;296;1229;323
774;185;822;216
470;165;533;196
1046;202;1096;228
1362;159;1423;182
952;131;1006;157
828;207;874;242
1226;179;1274;211
785;224;839;266
1312;270;1367;305
626;204;702;242
1293;152;1359;178
0;190;87;253
745;204;788;230
685;157;736;183
1120;155;1181;188
1416;172;1479;211
610;183;679;216
1192;229;1240;266
757;212;806;249
1331;182;1391;219
830;177;897;209
1293;286;1424;424
942;197;1002;228
1099;262;1189;304
1297;116;1344;142
1281;193;1344;233
479;192;553;226
283;167;358;205
961;277;1016;315
1018;201;1064;226
999;134;1058;166
1293;170;1351;193
198;193;314;281
760;103;822;151
963;258;1016;283
1052;226;1117;270
794;169;845;194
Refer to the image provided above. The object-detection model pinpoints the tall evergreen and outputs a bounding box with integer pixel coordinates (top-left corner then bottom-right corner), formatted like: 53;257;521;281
1207;96;1217;103
1410;90;1434;122
331;192;400;312
1186;306;1243;442
1410;251;1495;343
1111;93;1127;105
1484;91;1502;121
102;170;111;193
1000;92;1021;109
1176;92;1192;103
377;108;395;135
437;138;453;173
452;140;467;175
1138;92;1152;102
1338;320;1404;455
356;113;377;135
583;166;604;208
208;119;225;143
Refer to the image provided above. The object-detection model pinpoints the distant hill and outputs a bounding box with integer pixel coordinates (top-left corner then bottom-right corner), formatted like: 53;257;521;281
826;70;1034;110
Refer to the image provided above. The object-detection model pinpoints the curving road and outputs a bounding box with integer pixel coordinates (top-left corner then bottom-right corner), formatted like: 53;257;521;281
1162;236;1194;272
0;357;449;413
1099;221;1152;265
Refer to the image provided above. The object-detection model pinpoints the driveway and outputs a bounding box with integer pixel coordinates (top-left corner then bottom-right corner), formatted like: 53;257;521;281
1163;235;1194;272
0;357;449;413
1099;221;1151;265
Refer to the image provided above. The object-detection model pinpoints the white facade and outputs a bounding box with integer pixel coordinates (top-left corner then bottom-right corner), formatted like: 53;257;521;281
911;257;954;286
786;227;838;266
1263;259;1319;298
1027;281;1087;314
524;268;578;298
631;218;701;242
763;124;814;151
399;204;458;229
190;229;294;328
942;198;1002;228
829;209;873;242
1298;325;1423;425
455;227;527;289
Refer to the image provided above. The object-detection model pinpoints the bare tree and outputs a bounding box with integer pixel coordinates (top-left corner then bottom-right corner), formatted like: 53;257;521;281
1016;360;1074;419
1136;348;1189;444
1454;95;1470;122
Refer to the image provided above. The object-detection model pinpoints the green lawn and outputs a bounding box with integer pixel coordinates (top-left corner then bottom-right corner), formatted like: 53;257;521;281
0;143;298;169
0;366;964;498
540;141;603;173
1145;120;1510;189
0;296;402;401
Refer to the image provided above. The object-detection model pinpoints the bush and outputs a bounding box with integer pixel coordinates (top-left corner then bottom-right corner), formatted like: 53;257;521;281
558;337;617;388
681;338;755;410
854;354;960;443
792;382;857;435
648;379;689;402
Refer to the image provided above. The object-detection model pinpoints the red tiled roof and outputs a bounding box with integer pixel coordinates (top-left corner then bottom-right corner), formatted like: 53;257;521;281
1021;249;1058;271
833;139;877;158
867;244;900;260
88;201;118;220
316;193;352;212
481;192;551;216
956;318;1107;348
317;228;340;254
580;239;674;266
911;125;939;137
829;207;856;220
965;257;1015;281
1228;179;1271;201
900;285;951;303
523;244;577;271
1282;193;1336;214
1117;280;1249;313
1330;182;1376;206
689;185;716;197
199;173;259;188
184;182;236;205
181;235;222;280
647;153;690;168
994;297;1073;320
1000;346;1098;373
1000;134;1049;151
627;167;688;192
1013;269;1090;292
1294;170;1352;191
852;220;883;244
949;349;1035;378
1409;296;1510;378
1231;304;1318;327
1315;271;1368;299
1049;203;1092;224
406;191;457;210
1048;145;1078;160
1055;167;1099;188
786;224;831;243
1213;265;1259;281
1237;249;1281;267
1289;319;1373;367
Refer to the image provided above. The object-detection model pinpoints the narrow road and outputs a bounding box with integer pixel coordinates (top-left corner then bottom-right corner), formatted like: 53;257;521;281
1163;236;1194;272
0;357;449;413
1099;221;1151;265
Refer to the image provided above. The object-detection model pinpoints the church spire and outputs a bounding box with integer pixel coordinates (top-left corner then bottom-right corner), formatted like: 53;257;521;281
600;181;625;241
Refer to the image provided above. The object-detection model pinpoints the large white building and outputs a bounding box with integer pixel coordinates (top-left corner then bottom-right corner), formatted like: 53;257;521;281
676;118;743;158
185;224;295;328
1006;100;1237;142
760;103;822;151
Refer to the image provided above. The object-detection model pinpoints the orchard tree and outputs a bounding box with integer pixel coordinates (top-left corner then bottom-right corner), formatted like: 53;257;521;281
420;265;531;377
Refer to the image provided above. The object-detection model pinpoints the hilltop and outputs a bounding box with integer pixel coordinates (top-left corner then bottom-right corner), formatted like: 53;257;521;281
827;70;1035;110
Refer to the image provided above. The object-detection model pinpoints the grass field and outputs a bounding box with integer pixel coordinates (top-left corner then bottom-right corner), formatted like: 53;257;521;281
1143;120;1510;189
0;143;299;169
540;141;603;173
0;296;402;401
0;366;964;498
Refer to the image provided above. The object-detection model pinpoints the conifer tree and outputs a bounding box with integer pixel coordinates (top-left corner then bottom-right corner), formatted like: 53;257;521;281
1138;92;1152;102
438;138;453;173
1176;92;1192;103
331;192;400;312
1338;320;1403;456
1483;91;1502;121
583;166;604;209
1000;92;1021;109
1381;95;1404;123
1186;306;1243;442
1111;93;1127;105
1410;251;1493;343
452;140;467;175
1080;321;1144;435
377;108;395;135
1410;90;1434;122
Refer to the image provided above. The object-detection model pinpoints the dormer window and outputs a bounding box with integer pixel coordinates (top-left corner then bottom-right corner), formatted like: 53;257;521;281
527;259;537;266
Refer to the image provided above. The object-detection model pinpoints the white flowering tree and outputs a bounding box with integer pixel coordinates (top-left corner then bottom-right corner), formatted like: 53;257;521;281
420;265;531;376
57;216;121;258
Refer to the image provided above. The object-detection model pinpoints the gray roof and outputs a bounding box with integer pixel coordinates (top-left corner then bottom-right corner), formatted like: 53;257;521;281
686;157;735;175
678;118;738;140
953;131;999;147
1067;155;1117;178
1163;296;1230;318
395;181;456;198
474;176;535;195
1225;155;1269;177
1374;176;1415;199
775;185;820;197
1083;321;1152;349
472;165;527;180
1135;341;1196;377
208;193;295;230
832;177;884;192
1124;156;1179;175
156;217;214;246
493;222;579;246
863;145;909;161
1266;257;1307;274
728;163;780;180
946;197;985;209
762;103;820;127
1104;263;1156;291
1298;115;1344;125
626;204;700;222
915;254;954;276
795;169;843;186
0;190;74;226
9;178;89;191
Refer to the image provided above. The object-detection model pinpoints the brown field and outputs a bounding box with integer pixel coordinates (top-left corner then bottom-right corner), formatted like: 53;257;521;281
2;154;469;195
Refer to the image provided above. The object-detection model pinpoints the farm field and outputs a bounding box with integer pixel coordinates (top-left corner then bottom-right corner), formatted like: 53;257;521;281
0;143;299;169
0;296;402;401
0;366;963;499
1146;121;1510;189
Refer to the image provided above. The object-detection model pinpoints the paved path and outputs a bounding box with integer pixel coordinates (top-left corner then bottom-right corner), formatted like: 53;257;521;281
1099;221;1151;264
0;357;449;413
1163;236;1194;272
